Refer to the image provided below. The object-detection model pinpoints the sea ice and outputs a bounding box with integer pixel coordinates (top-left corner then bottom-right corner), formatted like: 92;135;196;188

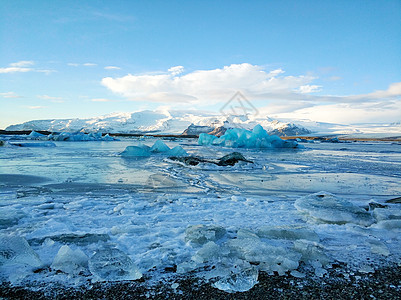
88;248;142;282
198;124;300;149
51;245;89;275
294;191;374;226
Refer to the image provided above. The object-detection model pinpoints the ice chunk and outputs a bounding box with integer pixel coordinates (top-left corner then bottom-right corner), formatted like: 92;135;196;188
51;245;89;275
198;125;300;149
212;265;258;293
0;208;26;229
102;134;115;141
89;248;142;281
0;236;42;268
294;192;374;226
257;226;319;242
150;140;170;152
227;237;300;275
293;240;330;266
371;220;401;230
185;225;226;245
373;207;401;222
198;133;218;146
27;131;46;139
192;241;221;263
167;146;187;157
121;146;151;157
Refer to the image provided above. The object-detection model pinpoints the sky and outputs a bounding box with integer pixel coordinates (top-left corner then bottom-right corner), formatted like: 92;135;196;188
1;0;401;129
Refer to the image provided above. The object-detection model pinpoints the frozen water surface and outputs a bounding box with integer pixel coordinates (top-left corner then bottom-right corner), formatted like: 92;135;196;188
0;137;400;292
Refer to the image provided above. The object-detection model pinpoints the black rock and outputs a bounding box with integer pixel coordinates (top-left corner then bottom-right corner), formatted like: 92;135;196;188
169;152;253;167
217;152;253;166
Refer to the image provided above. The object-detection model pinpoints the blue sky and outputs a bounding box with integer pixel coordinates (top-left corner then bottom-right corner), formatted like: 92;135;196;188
1;0;400;128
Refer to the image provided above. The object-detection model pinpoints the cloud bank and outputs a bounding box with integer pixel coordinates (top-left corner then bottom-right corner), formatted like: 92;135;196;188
101;63;401;124
101;63;317;103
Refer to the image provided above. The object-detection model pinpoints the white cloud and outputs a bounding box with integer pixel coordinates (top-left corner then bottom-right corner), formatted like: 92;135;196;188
274;100;401;124
0;61;55;74
168;66;184;75
10;61;34;67
101;63;401;124
27;106;45;109
0;67;32;73
68;62;97;67
102;63;316;103
37;95;63;102
105;66;121;70
297;85;322;94
92;98;114;102
0;92;21;98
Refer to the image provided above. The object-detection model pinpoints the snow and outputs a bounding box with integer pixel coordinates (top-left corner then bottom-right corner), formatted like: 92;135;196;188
0;136;400;292
198;125;300;148
5;109;400;136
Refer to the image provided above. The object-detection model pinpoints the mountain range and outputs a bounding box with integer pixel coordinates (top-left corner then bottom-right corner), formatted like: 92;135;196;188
5;110;401;137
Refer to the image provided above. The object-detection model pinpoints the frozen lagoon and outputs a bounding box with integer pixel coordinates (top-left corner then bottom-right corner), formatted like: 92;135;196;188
0;136;400;294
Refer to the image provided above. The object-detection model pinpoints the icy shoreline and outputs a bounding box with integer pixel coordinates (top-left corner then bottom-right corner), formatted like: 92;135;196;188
1;264;401;299
1;136;400;294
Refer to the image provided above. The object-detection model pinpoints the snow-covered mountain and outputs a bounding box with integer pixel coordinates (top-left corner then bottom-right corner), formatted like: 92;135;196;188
5;109;401;137
5;110;311;135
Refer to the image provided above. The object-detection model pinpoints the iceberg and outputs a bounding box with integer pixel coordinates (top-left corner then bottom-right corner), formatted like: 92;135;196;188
166;146;187;157
121;146;151;157
150;140;170;152
121;140;187;158
198;125;300;149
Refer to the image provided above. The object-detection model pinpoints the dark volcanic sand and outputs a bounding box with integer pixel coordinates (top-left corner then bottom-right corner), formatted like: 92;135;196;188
1;265;401;300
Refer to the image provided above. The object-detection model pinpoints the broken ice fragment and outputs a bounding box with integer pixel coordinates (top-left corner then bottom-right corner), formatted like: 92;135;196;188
192;241;221;263
257;225;319;242
51;245;89;275
212;265;258;293
185;225;226;245
89;248;142;281
295;192;374;226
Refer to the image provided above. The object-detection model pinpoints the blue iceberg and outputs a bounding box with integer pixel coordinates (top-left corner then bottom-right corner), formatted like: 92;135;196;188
198;125;300;149
121;140;187;158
